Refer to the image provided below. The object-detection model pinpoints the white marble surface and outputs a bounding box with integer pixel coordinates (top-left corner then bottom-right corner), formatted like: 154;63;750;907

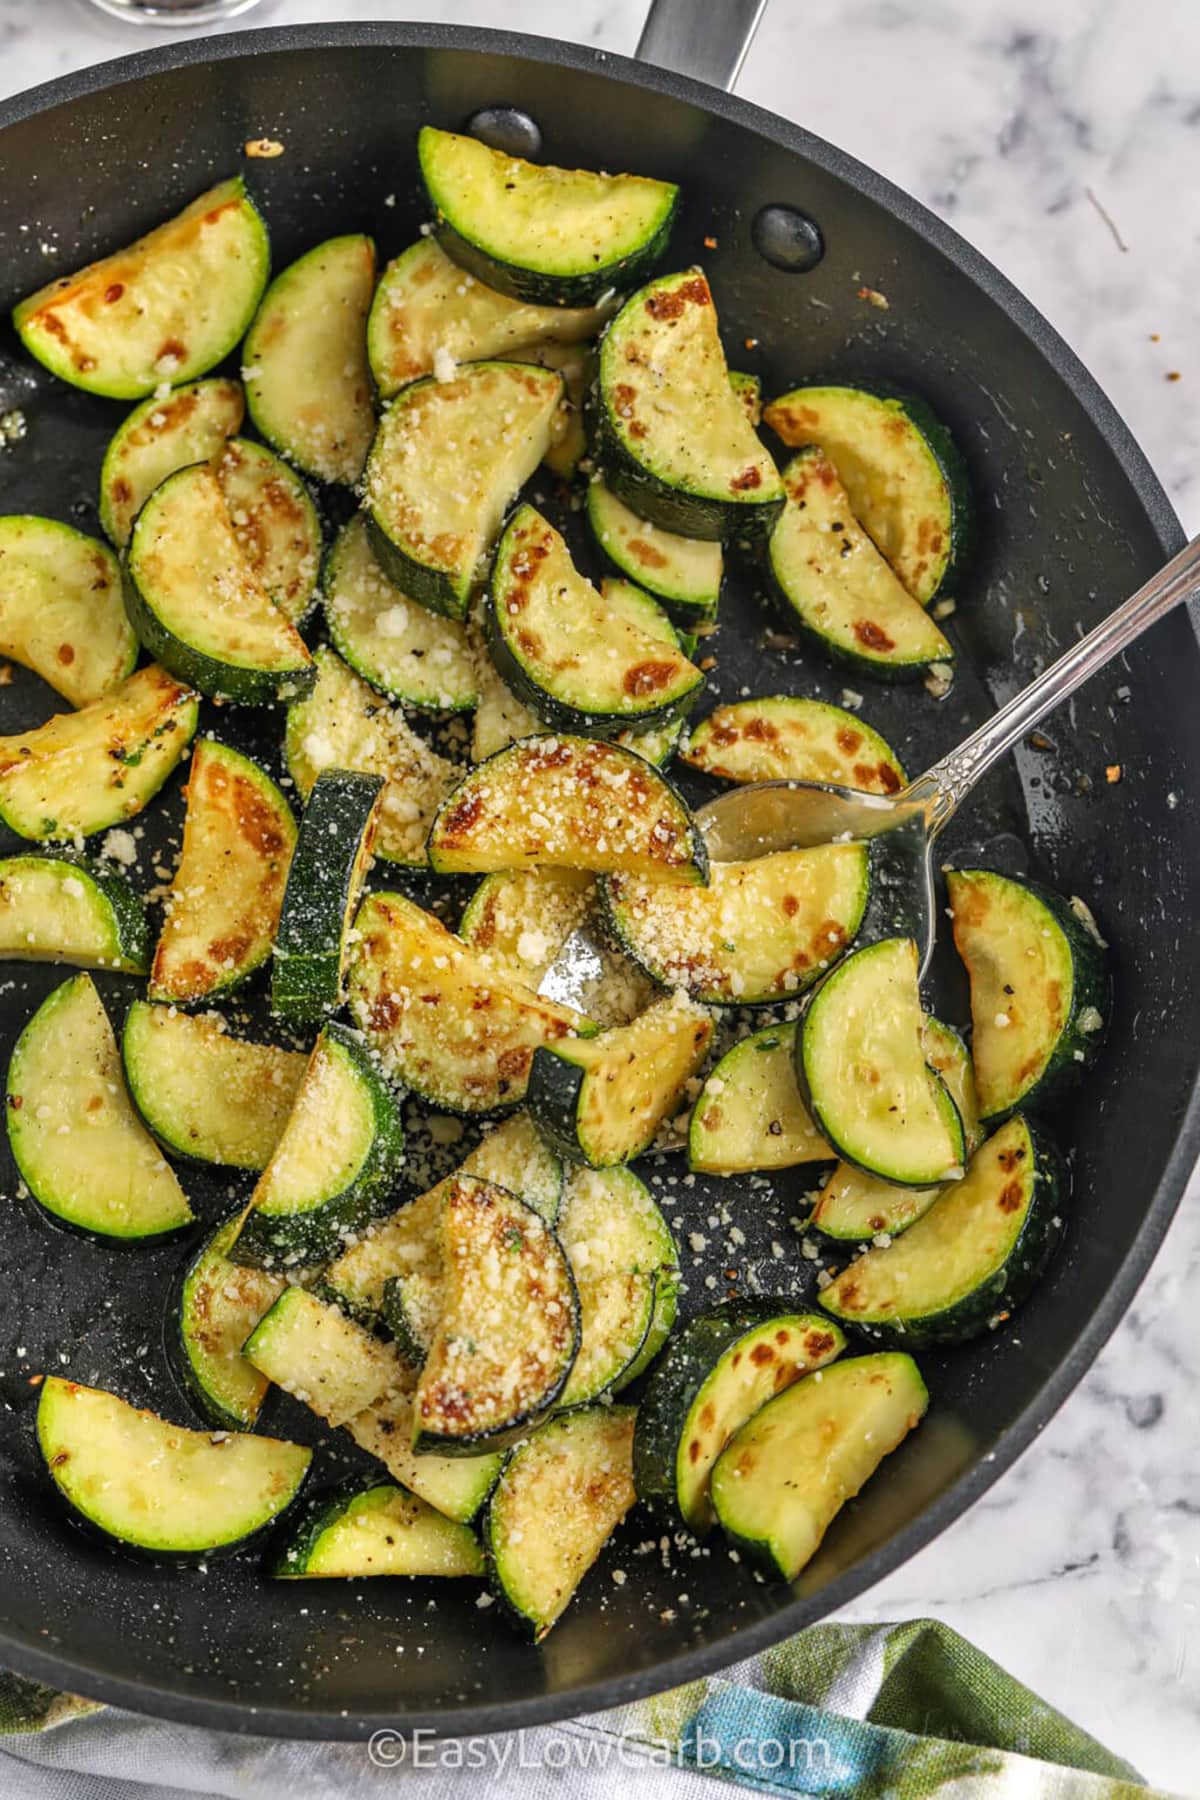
1;0;1199;1790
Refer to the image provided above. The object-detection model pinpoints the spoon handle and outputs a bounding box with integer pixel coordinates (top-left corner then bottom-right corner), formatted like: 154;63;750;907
917;531;1200;830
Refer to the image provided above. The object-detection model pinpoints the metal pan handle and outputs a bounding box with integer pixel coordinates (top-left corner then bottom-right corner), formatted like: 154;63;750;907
636;0;767;91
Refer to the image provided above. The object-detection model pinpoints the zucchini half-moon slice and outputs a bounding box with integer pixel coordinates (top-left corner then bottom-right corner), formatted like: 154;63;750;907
271;1479;483;1579
212;438;323;625
798;937;966;1187
633;1303;846;1533
586;476;722;625
688;1021;831;1176
763;384;970;605
768;448;954;680
605;843;869;1005
364;359;562;619
125;463;316;704
13;177;270;401
346;889;591;1115
682;696;905;794
243;234;377;487
231;1021;406;1268
6;973;193;1241
99;377;244;548
412;1175;579;1456
367;235;605;399
947;867;1108;1122
0;854;149;974
556;1166;679;1407
36;1377;310;1560
427;734;707;884
149;737;296;1006
710;1352;928;1580
418;127;678;307
595;269;785;541
486;505;702;737
0;664;198;843
0;516;136;707
271;767;383;1026
244;1285;400;1427
820;1114;1064;1345
174;1212;285;1430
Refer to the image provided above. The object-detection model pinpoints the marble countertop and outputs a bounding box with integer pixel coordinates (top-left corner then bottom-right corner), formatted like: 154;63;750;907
1;1;1198;1790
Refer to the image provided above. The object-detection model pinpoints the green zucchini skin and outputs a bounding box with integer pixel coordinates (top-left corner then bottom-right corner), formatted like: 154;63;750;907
819;1115;1065;1347
947;868;1109;1122
418;128;679;308
272;769;384;1025
269;1478;484;1580
173;1212;285;1431
0;854;149;974
483;1404;637;1639
585;477;722;625
230;1022;405;1268
592;270;785;542
36;1377;311;1563
0;514;137;707
99;377;244;549
763;383;972;605
633;1302;846;1532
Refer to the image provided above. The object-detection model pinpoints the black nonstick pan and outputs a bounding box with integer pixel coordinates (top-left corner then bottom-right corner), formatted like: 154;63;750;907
0;9;1197;1743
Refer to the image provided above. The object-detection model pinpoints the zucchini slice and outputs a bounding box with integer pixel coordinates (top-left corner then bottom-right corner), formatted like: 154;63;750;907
0;663;198;843
418;127;678;307
710;1352;929;1580
484;1404;636;1639
798;938;966;1186
175;1213;285;1429
272;768;383;1024
231;1021;405;1267
811;1018;981;1241
99;377;244;548
363;360;562;619
125;464;316;704
13;178;270;401
605;843;869;1005
0;854;149;974
6;973;193;1241
367;236;605;400
821;1115;1062;1344
413;1175;579;1455
586;477;722;624
37;1378;310;1559
427;735;707;884
768;448;954;680
947;868;1108;1122
459;867;595;989
0;516;136;707
557;1166;678;1406
272;1479;483;1579
595;270;785;540
149;738;296;1005
682;696;905;794
763;385;970;605
486;505;702;735
529;992;712;1168
348;889;590;1113
284;646;458;867
323;1114;564;1330
122;1001;306;1169
634;1303;846;1532
243;233;376;487
688;1022;830;1176
212;438;322;625
346;1384;503;1523
323;517;478;712
244;1286;400;1426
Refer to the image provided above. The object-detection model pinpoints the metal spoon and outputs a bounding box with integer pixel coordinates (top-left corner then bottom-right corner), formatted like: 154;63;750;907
542;529;1200;1004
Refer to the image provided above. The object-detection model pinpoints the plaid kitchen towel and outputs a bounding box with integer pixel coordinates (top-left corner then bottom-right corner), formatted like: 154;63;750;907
0;1619;1173;1800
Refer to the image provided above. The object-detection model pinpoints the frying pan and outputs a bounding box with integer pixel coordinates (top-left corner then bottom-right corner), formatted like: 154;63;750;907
0;4;1196;1743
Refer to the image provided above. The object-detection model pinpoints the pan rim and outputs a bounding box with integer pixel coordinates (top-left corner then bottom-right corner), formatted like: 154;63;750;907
0;17;1195;1744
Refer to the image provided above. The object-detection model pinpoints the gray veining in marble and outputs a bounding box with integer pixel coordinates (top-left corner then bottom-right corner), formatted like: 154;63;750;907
0;1;1197;1789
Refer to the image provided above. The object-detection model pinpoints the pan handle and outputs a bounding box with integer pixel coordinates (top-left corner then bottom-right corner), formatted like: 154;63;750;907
635;0;767;91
